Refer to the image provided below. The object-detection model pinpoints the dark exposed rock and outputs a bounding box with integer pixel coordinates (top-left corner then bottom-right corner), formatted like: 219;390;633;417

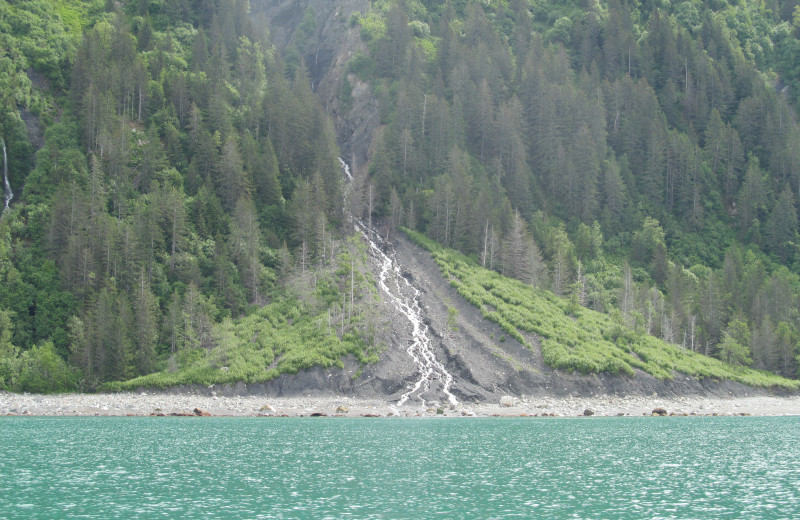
583;409;595;416
652;407;668;416
19;107;44;151
193;408;211;416
231;1;799;408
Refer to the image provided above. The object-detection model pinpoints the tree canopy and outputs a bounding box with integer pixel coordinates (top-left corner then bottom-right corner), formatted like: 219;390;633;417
1;0;800;391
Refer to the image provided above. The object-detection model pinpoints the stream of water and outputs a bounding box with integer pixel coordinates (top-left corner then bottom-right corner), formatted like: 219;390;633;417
340;158;457;407
337;156;353;181
360;222;457;407
2;139;12;212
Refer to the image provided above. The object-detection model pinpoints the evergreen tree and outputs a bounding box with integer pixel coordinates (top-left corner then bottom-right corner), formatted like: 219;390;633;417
767;185;798;261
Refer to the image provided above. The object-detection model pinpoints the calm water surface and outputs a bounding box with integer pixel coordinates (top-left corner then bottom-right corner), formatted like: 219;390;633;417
1;416;798;519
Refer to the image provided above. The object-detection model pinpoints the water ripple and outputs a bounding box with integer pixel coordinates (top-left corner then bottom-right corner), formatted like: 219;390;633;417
1;416;799;519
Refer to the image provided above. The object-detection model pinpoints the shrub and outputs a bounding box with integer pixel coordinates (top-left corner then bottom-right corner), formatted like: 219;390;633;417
16;342;79;393
0;355;19;390
347;52;376;82
403;228;799;390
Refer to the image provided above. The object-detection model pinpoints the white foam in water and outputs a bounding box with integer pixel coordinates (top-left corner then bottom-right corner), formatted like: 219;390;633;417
2;139;12;212
338;157;353;181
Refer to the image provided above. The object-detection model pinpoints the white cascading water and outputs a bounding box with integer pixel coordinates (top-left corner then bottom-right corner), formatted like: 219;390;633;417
340;157;457;408
338;156;353;181
2;139;12;213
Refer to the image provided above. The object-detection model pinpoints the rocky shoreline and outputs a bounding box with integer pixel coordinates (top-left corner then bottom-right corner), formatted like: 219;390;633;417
3;391;800;418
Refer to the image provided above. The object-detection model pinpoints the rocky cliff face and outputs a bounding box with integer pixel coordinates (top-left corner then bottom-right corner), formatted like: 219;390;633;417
249;0;378;173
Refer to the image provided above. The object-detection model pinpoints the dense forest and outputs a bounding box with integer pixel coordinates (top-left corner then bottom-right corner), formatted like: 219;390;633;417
1;0;799;393
340;0;800;378
0;0;381;392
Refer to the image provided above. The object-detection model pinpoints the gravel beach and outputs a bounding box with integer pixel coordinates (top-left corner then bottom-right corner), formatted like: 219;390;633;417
3;391;800;418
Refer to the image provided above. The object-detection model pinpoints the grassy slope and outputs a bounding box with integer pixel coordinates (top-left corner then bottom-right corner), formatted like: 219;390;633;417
106;297;379;391
105;234;383;391
404;229;799;391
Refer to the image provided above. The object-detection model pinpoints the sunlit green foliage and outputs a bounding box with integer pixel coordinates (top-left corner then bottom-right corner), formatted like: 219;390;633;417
2;0;800;392
406;228;798;390
0;0;377;392
15;341;79;393
353;0;800;383
0;0;104;89
105;296;378;391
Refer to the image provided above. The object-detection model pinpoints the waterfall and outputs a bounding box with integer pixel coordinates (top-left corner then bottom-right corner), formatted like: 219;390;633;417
338;157;353;181
359;222;458;407
340;157;457;407
2;138;11;213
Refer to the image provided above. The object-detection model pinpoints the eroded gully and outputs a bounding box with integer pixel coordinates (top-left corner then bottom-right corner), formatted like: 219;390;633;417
341;158;457;408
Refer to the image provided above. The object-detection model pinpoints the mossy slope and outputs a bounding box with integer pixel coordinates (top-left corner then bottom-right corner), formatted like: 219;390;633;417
405;229;798;391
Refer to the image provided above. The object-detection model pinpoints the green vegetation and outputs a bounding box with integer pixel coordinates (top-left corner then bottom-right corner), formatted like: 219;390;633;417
0;1;379;393
446;300;459;331
406;228;798;390
105;296;378;391
1;0;800;393
349;0;800;383
105;234;382;391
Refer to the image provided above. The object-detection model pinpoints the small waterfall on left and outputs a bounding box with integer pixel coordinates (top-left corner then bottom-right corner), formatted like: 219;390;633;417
2;138;12;213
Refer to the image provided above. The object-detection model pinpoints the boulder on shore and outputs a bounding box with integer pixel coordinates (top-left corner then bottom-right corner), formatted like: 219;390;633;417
193;408;211;416
652;407;668;416
583;409;595;416
500;396;516;407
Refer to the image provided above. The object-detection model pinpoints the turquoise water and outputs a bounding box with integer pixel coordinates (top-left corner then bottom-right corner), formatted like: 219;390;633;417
1;416;799;519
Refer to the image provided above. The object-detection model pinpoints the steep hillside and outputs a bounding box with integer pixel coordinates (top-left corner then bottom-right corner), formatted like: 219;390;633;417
252;0;800;384
112;224;798;402
250;0;379;170
2;0;800;398
0;1;381;393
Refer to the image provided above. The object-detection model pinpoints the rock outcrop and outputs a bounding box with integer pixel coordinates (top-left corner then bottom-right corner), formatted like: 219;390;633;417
242;2;785;406
500;396;516;407
249;0;378;170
